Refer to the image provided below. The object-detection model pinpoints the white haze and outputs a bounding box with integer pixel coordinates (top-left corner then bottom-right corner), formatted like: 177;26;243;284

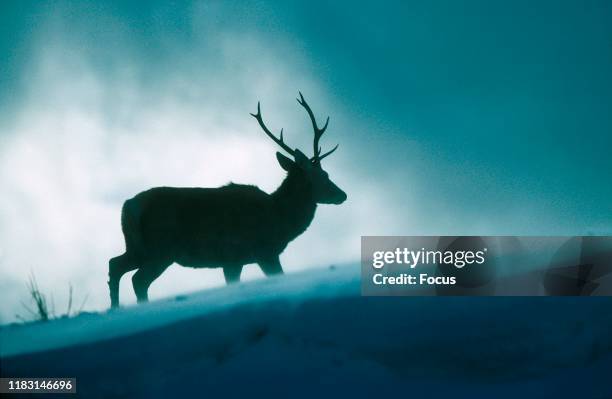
3;3;588;323
0;27;410;323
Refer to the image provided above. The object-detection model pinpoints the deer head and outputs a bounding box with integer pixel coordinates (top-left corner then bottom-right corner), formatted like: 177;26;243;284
251;92;347;205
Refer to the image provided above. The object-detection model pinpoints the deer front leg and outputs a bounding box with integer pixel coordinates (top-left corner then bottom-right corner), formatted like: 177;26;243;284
223;265;244;284
258;257;284;277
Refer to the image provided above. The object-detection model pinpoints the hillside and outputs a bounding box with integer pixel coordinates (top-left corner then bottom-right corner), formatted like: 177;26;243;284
2;264;612;398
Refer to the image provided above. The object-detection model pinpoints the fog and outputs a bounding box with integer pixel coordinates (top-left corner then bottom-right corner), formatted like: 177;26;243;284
0;10;402;320
1;0;610;322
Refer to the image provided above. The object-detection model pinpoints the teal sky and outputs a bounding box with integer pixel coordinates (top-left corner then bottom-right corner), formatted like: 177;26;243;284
2;0;611;228
0;0;610;319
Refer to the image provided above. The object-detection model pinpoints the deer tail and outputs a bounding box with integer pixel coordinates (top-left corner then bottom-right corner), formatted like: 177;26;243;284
121;199;145;257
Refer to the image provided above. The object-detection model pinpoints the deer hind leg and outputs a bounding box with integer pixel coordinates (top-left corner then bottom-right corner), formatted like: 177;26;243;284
223;265;244;284
259;257;284;277
109;253;138;308
132;262;170;303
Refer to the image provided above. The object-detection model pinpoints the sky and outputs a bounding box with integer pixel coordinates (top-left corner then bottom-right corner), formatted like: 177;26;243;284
0;0;611;321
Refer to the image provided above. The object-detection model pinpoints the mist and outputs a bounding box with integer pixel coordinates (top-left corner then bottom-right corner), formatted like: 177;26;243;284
1;0;611;322
0;3;401;320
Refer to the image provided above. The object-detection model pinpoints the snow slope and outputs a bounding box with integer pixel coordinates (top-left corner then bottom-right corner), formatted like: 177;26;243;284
2;264;612;398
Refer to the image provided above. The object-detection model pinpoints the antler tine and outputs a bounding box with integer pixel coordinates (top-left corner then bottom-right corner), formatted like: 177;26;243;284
251;102;296;157
297;92;335;163
317;144;339;161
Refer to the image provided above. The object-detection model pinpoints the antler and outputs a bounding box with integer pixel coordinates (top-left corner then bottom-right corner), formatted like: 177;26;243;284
250;102;296;157
297;92;338;164
252;94;339;164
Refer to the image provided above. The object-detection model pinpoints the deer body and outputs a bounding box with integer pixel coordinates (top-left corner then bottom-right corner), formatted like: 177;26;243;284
109;93;345;307
120;176;317;271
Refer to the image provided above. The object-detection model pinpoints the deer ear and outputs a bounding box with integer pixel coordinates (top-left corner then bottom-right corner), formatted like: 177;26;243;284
293;149;312;170
276;152;295;171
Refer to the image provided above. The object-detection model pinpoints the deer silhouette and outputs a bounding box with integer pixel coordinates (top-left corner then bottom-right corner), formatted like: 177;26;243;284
108;93;346;307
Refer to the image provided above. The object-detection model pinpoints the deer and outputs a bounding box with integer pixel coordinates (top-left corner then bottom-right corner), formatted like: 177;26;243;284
108;93;347;308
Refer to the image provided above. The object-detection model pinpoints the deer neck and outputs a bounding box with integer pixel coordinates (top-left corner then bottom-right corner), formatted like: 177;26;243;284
271;171;317;243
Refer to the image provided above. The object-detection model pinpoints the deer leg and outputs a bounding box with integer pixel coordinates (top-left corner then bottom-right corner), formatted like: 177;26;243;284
223;265;243;284
132;262;170;303
259;257;284;277
109;253;138;308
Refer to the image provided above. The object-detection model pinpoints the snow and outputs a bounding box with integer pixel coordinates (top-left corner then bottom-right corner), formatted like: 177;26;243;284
2;263;612;398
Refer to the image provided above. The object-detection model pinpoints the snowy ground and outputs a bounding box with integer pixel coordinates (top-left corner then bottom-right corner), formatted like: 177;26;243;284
2;264;612;398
